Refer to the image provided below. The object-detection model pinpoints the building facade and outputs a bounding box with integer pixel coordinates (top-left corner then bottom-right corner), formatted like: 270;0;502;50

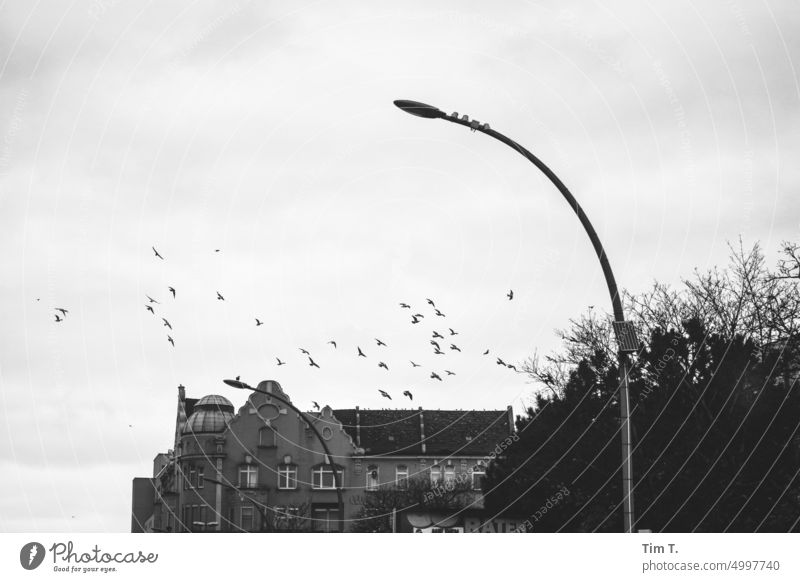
132;380;517;533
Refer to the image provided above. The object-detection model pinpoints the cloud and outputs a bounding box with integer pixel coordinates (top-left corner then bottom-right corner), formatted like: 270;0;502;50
1;0;798;532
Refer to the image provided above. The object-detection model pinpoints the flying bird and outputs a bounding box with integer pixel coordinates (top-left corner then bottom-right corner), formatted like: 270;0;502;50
276;357;285;366
375;338;387;347
308;357;320;368
411;316;421;324
435;309;445;317
433;348;444;355
430;340;441;350
145;305;155;314
410;361;421;367
216;291;225;301
378;389;392;400
162;318;172;330
413;313;424;319
312;401;320;411
327;340;337;348
449;344;461;352
432;331;444;339
378;362;389;370
483;349;490;355
168;286;176;298
55;308;69;316
496;357;506;366
54;314;63;323
399;303;411;309
215;249;221;253
426;298;435;308
167;335;174;347
152;246;164;260
430;372;442;381
236;376;240;381
403;390;413;400
255;318;263;326
445;370;456;376
299;348;310;355
146;295;159;304
507;289;514;300
507;364;518;372
449;328;458;336
357;347;366;357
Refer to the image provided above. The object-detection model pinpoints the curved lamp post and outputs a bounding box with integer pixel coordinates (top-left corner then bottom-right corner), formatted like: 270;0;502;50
223;379;345;533
393;99;639;532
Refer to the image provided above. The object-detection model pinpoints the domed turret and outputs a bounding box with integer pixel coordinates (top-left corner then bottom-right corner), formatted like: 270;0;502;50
183;394;235;433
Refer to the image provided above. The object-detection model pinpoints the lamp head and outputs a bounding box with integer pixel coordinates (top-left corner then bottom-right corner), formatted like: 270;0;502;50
393;99;445;119
224;379;250;390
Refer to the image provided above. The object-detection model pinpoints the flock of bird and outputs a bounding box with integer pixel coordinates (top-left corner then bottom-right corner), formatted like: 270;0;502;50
141;247;178;346
48;244;522;407
263;294;522;405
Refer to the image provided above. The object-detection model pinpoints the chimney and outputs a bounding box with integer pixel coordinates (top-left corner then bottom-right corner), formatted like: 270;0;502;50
506;405;515;436
178;384;185;402
419;407;426;454
355;406;361;447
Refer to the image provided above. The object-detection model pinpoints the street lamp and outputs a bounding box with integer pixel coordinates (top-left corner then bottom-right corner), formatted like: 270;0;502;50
394;99;639;533
223;379;345;533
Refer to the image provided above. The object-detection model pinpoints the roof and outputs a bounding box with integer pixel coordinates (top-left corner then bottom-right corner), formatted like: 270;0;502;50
183;394;235;434
332;408;511;457
183;397;199;419
195;394;234;411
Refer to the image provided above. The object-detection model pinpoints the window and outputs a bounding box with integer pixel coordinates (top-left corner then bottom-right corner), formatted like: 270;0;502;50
240;505;255;531
182;505;191;532
191;505;206;532
312;465;343;489
274;506;301;531
184;465;204;489
472;462;486;491
278;464;297;489
430;465;442;484
366;465;379;491
396;465;408;490
444;465;456;484
259;427;276;448
181;504;205;532
182;465;192;490
311;505;341;532
239;464;258;489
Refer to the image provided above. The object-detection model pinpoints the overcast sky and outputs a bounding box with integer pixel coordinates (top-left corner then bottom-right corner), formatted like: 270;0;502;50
1;0;798;532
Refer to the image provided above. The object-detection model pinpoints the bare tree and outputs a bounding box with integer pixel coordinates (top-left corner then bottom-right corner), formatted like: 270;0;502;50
523;239;800;394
